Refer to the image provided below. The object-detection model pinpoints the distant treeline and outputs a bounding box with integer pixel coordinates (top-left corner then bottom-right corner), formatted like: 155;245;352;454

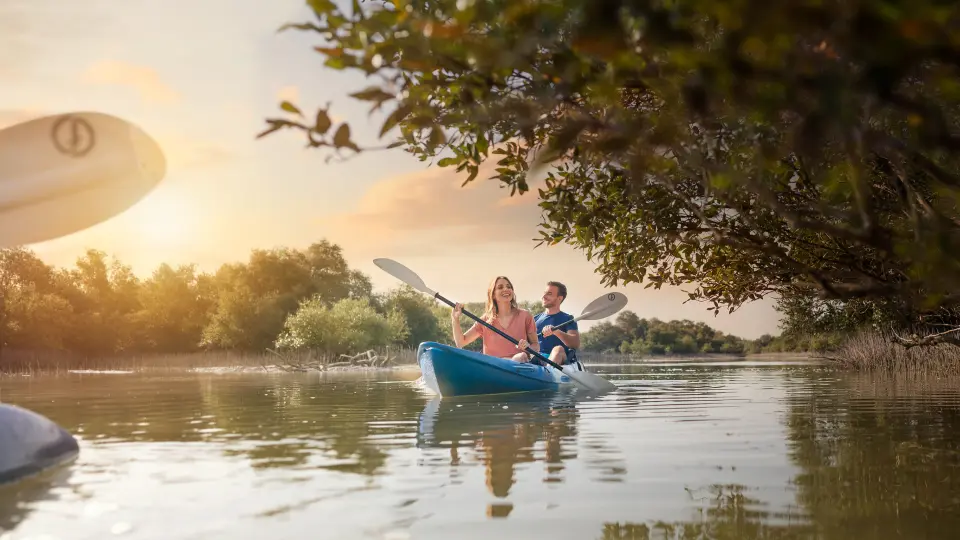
579;313;831;356
0;240;809;361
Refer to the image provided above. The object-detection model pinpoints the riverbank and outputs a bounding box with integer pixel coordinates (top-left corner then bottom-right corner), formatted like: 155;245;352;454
818;331;960;374
0;349;815;376
5;334;959;376
0;348;420;376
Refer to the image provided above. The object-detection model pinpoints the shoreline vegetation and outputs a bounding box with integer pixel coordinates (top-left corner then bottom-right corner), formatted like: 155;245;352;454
0;347;815;377
257;2;960;378
1;241;956;377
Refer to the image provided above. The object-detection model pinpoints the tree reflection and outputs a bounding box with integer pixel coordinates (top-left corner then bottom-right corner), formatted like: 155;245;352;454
597;484;813;540
783;371;960;539
5;371;428;476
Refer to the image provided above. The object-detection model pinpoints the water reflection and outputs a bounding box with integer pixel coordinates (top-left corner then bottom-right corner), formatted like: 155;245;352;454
599;484;814;539
4;365;960;539
784;371;960;540
3;372;427;477
0;467;74;534
415;390;608;517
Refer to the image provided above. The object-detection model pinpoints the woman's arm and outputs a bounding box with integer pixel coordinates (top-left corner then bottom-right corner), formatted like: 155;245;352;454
451;303;480;348
524;312;540;354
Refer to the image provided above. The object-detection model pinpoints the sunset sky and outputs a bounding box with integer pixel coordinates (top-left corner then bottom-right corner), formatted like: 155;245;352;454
0;0;782;338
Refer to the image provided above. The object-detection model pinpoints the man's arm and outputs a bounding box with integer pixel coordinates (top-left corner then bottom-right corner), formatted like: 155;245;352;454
546;317;580;349
555;328;580;350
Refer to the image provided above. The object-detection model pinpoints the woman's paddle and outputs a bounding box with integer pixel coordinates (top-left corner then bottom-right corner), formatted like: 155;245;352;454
373;258;618;393
536;291;628;338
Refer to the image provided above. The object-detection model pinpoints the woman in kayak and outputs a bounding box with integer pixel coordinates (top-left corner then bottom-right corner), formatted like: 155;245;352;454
450;275;540;362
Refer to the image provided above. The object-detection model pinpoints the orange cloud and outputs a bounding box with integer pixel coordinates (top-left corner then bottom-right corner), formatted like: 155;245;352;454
321;155;548;257
82;60;180;104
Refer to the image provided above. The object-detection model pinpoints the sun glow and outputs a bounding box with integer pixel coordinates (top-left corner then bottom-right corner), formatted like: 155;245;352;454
128;187;198;246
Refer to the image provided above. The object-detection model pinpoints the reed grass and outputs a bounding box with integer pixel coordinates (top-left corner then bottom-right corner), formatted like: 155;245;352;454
822;330;960;375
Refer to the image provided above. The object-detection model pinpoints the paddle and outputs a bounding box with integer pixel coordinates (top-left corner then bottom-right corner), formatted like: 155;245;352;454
536;291;628;338
373;258;618;393
0;111;167;247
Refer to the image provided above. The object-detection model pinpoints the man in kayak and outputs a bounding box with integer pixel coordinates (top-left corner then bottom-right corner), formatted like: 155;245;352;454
535;281;582;369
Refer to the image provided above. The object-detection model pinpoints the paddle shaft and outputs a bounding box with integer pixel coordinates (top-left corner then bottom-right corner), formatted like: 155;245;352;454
433;292;567;372
536;314;581;338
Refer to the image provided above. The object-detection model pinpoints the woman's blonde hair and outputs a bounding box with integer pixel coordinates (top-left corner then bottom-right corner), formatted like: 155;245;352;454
484;275;518;321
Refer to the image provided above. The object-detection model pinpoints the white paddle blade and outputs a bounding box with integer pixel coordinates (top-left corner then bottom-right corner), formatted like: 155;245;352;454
373;258;436;296
0;111;166;247
566;368;617;393
579;292;628;320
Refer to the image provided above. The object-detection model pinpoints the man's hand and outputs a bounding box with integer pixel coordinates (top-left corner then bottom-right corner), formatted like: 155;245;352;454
542;324;554;337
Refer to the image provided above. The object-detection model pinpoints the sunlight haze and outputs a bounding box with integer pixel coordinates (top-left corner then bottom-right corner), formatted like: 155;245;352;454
0;0;782;338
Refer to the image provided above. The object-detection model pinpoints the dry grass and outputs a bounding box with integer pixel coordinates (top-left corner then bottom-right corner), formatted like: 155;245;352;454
0;347;419;376
821;330;960;375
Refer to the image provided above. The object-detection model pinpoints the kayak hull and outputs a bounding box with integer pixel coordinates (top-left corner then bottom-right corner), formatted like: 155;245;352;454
0;404;79;486
416;341;575;397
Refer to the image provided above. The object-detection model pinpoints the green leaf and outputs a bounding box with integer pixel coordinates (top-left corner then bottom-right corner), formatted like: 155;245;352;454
380;105;411;138
324;56;348;70
349;86;395;103
306;0;337;14
463;166;479;185
315;46;344;57
277;22;323;33
280;101;302;117
437;157;458;167
429;126;447;148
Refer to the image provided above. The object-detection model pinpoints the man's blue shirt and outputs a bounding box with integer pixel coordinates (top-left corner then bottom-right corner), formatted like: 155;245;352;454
535;310;578;363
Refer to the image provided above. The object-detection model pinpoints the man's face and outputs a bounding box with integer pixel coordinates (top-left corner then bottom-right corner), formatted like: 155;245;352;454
542;285;561;309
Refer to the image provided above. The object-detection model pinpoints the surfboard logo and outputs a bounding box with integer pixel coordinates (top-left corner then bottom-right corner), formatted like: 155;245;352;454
51;115;96;158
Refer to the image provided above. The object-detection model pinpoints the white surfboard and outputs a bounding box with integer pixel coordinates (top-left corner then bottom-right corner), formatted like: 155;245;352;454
0;111;167;247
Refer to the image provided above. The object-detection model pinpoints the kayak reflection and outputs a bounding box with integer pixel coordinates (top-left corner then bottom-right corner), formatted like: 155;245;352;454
416;389;585;516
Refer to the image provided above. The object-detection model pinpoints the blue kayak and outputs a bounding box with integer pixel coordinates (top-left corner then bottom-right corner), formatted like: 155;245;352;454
416;341;576;397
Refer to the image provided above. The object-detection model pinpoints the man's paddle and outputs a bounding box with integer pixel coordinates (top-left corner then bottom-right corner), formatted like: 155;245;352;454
373;258;618;393
536;292;628;338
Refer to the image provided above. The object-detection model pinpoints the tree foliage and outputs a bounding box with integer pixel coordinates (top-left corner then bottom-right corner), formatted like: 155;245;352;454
582;311;750;355
261;0;960;341
0;242;791;367
0;241;369;359
275;296;408;355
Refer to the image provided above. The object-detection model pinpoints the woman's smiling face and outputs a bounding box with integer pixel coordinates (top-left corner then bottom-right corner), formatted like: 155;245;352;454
493;277;514;302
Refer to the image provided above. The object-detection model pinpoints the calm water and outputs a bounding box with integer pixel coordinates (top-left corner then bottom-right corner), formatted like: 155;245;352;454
2;360;960;539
